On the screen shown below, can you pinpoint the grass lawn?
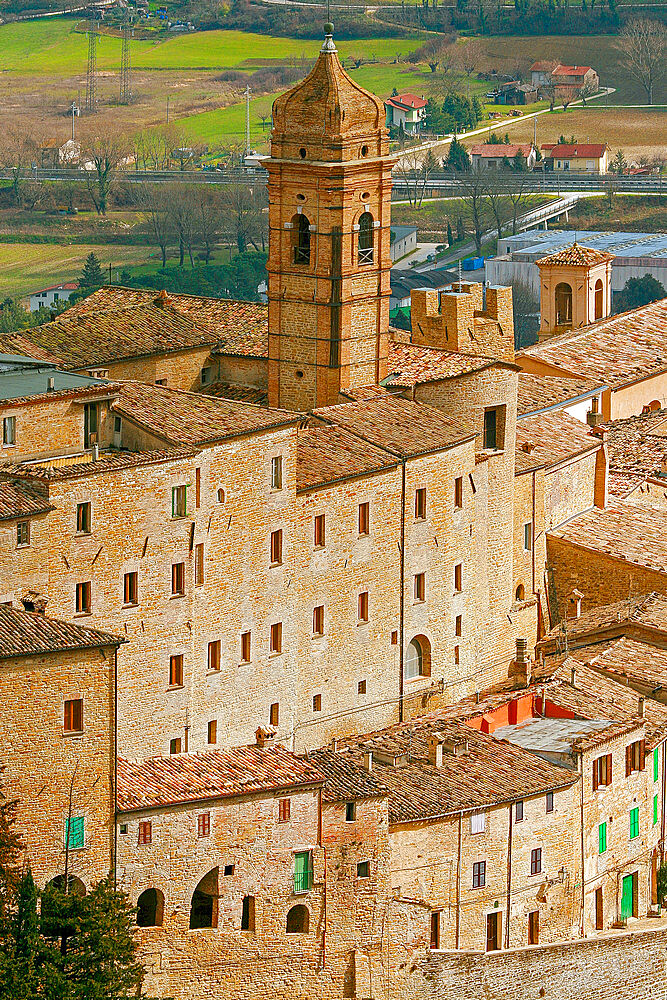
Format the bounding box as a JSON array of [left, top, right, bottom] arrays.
[[391, 194, 556, 238], [0, 242, 157, 299], [559, 194, 667, 233]]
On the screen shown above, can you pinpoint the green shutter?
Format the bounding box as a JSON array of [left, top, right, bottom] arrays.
[[654, 794, 658, 826], [630, 807, 639, 839], [598, 821, 607, 854], [172, 486, 177, 517], [66, 815, 84, 849], [294, 851, 312, 893], [654, 748, 659, 783], [621, 874, 634, 920]]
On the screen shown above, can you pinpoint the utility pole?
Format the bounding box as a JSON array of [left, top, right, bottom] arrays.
[[85, 15, 99, 113], [70, 100, 78, 140], [166, 95, 170, 123], [245, 84, 251, 156], [120, 11, 132, 105]]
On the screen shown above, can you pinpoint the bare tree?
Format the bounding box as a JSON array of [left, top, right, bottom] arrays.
[[135, 183, 173, 268], [619, 18, 666, 105], [1, 130, 40, 207], [457, 38, 483, 78], [220, 183, 267, 254], [194, 187, 224, 264], [505, 171, 533, 235], [82, 132, 130, 215], [394, 148, 439, 209], [577, 78, 598, 106], [168, 186, 199, 266], [485, 173, 510, 244], [454, 170, 490, 255], [509, 279, 540, 349]]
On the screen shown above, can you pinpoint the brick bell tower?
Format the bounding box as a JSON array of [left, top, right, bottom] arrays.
[[265, 24, 395, 410]]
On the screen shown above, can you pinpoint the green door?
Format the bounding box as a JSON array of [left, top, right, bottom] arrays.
[[621, 874, 634, 919], [294, 851, 312, 893]]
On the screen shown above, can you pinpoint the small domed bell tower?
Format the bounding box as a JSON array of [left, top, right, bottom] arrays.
[[536, 242, 613, 342], [265, 25, 396, 410]]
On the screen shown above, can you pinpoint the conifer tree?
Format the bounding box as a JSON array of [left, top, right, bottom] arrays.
[[80, 252, 105, 289]]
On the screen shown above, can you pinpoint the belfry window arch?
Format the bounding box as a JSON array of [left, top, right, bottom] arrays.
[[594, 278, 604, 320], [358, 210, 374, 265], [292, 213, 311, 266], [555, 282, 572, 326]]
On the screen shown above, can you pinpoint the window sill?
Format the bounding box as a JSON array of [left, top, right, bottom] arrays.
[[269, 562, 283, 569], [312, 633, 324, 639], [404, 673, 430, 684], [171, 515, 187, 521], [16, 544, 30, 550], [269, 651, 282, 658], [206, 668, 221, 675], [413, 599, 425, 606], [313, 546, 326, 552], [74, 531, 91, 538], [73, 611, 92, 618], [63, 730, 84, 737], [122, 602, 138, 610], [357, 620, 369, 627], [358, 533, 370, 539], [414, 517, 426, 524], [239, 660, 251, 667], [167, 684, 184, 691], [170, 593, 185, 600]]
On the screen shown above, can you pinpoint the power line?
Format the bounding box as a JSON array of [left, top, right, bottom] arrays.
[[120, 13, 132, 105], [85, 14, 99, 114]]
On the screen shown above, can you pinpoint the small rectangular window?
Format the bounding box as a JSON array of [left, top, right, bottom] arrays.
[[471, 810, 486, 834], [16, 521, 30, 547], [454, 476, 463, 509], [270, 622, 282, 654], [270, 529, 283, 565], [75, 581, 91, 614], [314, 514, 325, 548], [357, 861, 370, 879], [270, 702, 279, 726], [241, 631, 251, 662], [3, 416, 16, 445], [599, 821, 607, 854], [119, 823, 128, 835], [358, 679, 366, 695], [626, 740, 646, 775], [312, 693, 322, 712], [358, 591, 369, 623], [593, 753, 612, 789], [430, 911, 441, 950], [207, 719, 217, 744], [201, 366, 212, 385], [654, 747, 659, 783], [224, 864, 235, 876], [65, 815, 84, 850], [484, 407, 498, 450], [195, 467, 201, 508], [415, 488, 426, 520], [123, 571, 138, 606], [546, 791, 554, 813], [76, 502, 91, 534], [172, 485, 187, 518], [208, 640, 221, 672], [454, 563, 463, 593], [170, 737, 182, 754], [294, 851, 313, 893], [530, 848, 542, 875], [138, 820, 152, 845], [358, 502, 370, 536], [345, 801, 356, 822], [198, 812, 211, 838], [313, 605, 324, 636], [271, 456, 283, 490], [171, 562, 185, 596], [169, 654, 183, 688], [414, 572, 425, 602], [630, 806, 639, 840], [524, 522, 533, 552], [194, 543, 205, 586], [455, 614, 462, 637], [278, 798, 291, 823], [64, 698, 83, 733], [454, 644, 460, 665], [472, 860, 486, 888], [516, 800, 524, 822], [654, 793, 659, 826]]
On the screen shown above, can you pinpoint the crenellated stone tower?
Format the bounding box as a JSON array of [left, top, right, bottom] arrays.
[[265, 25, 396, 410]]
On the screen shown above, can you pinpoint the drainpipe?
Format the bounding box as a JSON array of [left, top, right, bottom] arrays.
[[455, 812, 462, 949], [531, 470, 537, 596], [579, 753, 585, 936], [398, 458, 406, 722], [113, 646, 118, 890], [322, 844, 327, 968], [505, 802, 513, 948]]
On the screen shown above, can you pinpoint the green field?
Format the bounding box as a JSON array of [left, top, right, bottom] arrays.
[[0, 242, 157, 299]]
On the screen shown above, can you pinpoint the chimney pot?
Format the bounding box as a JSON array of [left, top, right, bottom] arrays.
[[570, 666, 577, 686], [363, 750, 373, 772], [515, 637, 528, 663], [639, 696, 645, 717], [92, 443, 99, 461], [47, 376, 55, 391]]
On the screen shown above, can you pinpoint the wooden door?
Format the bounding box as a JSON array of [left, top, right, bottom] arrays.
[[595, 887, 603, 930], [528, 910, 539, 945], [486, 912, 500, 952]]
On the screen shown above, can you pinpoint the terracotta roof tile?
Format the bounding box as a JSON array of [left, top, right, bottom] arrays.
[[517, 298, 667, 389], [515, 410, 599, 470], [536, 242, 614, 267], [470, 144, 533, 158], [117, 744, 324, 813], [517, 373, 605, 416], [114, 381, 297, 447], [0, 605, 122, 659], [544, 143, 606, 157], [548, 497, 667, 573], [1, 447, 197, 482], [384, 342, 500, 388], [0, 479, 52, 521], [0, 334, 62, 364], [201, 380, 268, 406], [297, 419, 397, 492], [604, 407, 667, 482], [314, 395, 475, 459], [541, 592, 667, 649], [305, 748, 389, 802]]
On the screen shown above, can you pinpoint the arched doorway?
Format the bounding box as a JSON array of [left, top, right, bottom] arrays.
[[515, 583, 526, 602], [555, 282, 572, 326], [137, 888, 164, 927], [405, 635, 432, 679], [189, 868, 219, 929], [594, 278, 604, 319], [286, 904, 310, 933]]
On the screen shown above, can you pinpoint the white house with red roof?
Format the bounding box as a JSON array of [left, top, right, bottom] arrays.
[[469, 142, 536, 170], [541, 142, 609, 173], [384, 92, 427, 133], [27, 281, 79, 313]]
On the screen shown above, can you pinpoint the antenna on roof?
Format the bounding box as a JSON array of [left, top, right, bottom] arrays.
[[458, 257, 462, 292]]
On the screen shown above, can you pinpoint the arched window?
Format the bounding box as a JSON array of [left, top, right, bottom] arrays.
[[137, 888, 164, 927], [555, 282, 572, 326], [358, 212, 374, 265], [405, 635, 431, 680], [286, 904, 310, 933], [241, 895, 255, 932], [515, 583, 526, 602], [292, 214, 310, 265], [189, 868, 219, 929], [594, 278, 604, 320]]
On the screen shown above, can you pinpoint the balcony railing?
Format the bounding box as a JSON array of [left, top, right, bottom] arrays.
[[294, 869, 314, 894], [358, 246, 374, 265]]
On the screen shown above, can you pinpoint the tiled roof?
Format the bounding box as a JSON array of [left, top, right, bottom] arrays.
[[117, 744, 324, 813], [0, 605, 122, 659], [297, 419, 398, 492], [536, 243, 614, 267], [314, 395, 475, 459], [386, 93, 427, 110], [608, 470, 645, 499], [545, 143, 606, 157], [553, 66, 593, 77], [0, 333, 62, 364], [469, 144, 533, 158], [384, 342, 500, 388], [68, 286, 269, 359], [517, 373, 605, 416], [0, 479, 51, 521], [573, 636, 667, 698], [1, 448, 197, 482], [515, 410, 599, 470], [201, 380, 268, 406], [332, 717, 577, 822], [305, 748, 389, 802], [604, 407, 667, 482], [548, 497, 667, 573], [541, 592, 667, 649], [517, 298, 667, 389], [114, 381, 297, 447], [530, 60, 558, 72]]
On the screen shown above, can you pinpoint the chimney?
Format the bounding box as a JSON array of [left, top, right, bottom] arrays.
[[255, 725, 277, 748], [428, 733, 445, 769], [92, 443, 99, 462], [570, 666, 577, 686], [638, 696, 645, 718], [154, 289, 170, 308], [363, 750, 373, 772], [47, 376, 55, 392], [569, 589, 583, 619], [331, 738, 338, 752], [510, 637, 531, 685], [521, 441, 536, 454], [586, 394, 602, 427]]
